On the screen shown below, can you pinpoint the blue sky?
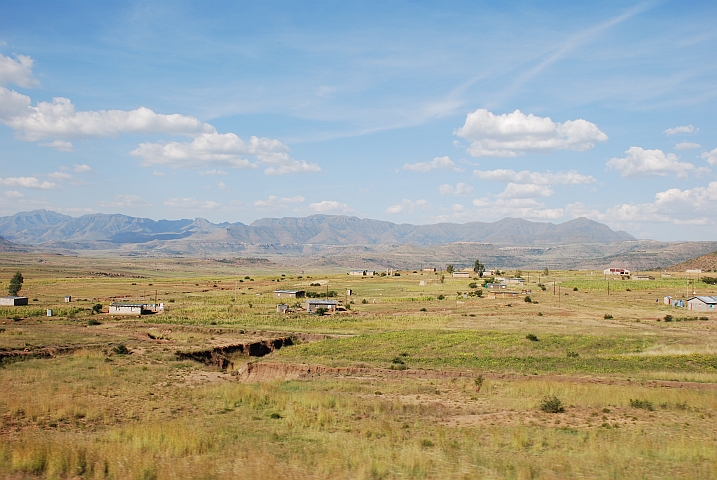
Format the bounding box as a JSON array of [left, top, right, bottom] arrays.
[[1, 1, 717, 240]]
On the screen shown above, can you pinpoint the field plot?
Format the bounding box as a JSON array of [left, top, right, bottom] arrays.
[[1, 253, 716, 479]]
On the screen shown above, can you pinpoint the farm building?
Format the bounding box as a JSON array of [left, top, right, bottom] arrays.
[[109, 303, 150, 315], [687, 296, 717, 311], [486, 283, 508, 291], [276, 304, 289, 313], [273, 290, 305, 299], [452, 272, 470, 278], [0, 296, 28, 306], [305, 299, 338, 313], [503, 278, 524, 285], [604, 268, 630, 276], [423, 267, 436, 272], [633, 275, 654, 281], [349, 270, 375, 276]]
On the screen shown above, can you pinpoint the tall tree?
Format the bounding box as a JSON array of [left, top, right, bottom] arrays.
[[473, 259, 485, 277], [446, 264, 454, 274], [8, 271, 23, 296]]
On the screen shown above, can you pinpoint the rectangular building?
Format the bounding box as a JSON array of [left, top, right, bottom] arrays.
[[687, 296, 717, 311], [452, 271, 471, 278], [273, 290, 305, 299], [349, 270, 375, 276], [305, 299, 339, 313], [109, 303, 150, 315], [0, 296, 28, 306]]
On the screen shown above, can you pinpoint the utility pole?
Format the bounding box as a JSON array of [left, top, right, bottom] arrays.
[[234, 280, 237, 302]]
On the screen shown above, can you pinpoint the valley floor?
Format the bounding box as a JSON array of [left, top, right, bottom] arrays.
[[1, 253, 716, 479]]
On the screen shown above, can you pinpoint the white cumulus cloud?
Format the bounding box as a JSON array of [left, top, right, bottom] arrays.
[[131, 132, 320, 175], [474, 169, 596, 186], [4, 97, 215, 144], [498, 183, 554, 199], [403, 156, 461, 172], [0, 176, 58, 189], [606, 147, 702, 178], [309, 200, 352, 214], [3, 190, 23, 198], [0, 54, 39, 88], [164, 198, 220, 210], [73, 164, 93, 173], [254, 195, 306, 209], [386, 199, 430, 214], [439, 182, 474, 196], [454, 109, 607, 157], [664, 125, 697, 136], [701, 148, 717, 166], [674, 142, 701, 150]]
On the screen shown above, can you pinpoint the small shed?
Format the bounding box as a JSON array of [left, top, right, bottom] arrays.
[[663, 296, 672, 305], [64, 295, 72, 303], [486, 283, 507, 291], [273, 290, 305, 299], [687, 296, 717, 311], [109, 303, 149, 315], [277, 304, 289, 314], [423, 267, 436, 272], [349, 270, 375, 277], [305, 299, 338, 313], [0, 296, 28, 306]]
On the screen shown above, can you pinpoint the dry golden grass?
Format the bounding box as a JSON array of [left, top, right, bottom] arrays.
[[1, 254, 716, 478]]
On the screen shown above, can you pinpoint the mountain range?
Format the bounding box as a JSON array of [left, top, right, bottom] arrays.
[[0, 210, 634, 248]]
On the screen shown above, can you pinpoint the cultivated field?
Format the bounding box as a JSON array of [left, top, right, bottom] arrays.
[[1, 253, 716, 479]]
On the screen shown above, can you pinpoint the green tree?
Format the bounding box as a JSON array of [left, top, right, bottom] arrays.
[[8, 271, 23, 296], [446, 264, 454, 274], [473, 259, 485, 276]]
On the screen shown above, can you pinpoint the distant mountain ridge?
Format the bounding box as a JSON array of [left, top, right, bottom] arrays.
[[0, 210, 634, 248]]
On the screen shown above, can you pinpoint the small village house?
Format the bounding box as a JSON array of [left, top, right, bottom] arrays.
[[349, 270, 375, 277], [0, 296, 28, 306], [277, 304, 289, 314], [273, 289, 305, 299], [305, 299, 338, 313], [64, 295, 72, 302], [452, 271, 471, 278], [603, 268, 630, 276], [109, 303, 150, 315], [687, 296, 717, 311]]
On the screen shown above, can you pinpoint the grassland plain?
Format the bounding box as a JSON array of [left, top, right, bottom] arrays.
[[1, 253, 716, 479]]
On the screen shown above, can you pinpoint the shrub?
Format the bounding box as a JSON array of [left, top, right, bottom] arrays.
[[362, 299, 368, 304], [310, 282, 321, 287], [526, 333, 539, 342], [8, 271, 23, 296], [524, 296, 532, 303], [604, 314, 613, 319], [566, 351, 579, 358], [537, 312, 543, 316], [269, 413, 282, 419], [573, 287, 578, 291], [92, 303, 103, 314], [664, 315, 673, 322], [540, 396, 565, 413], [314, 307, 328, 316], [468, 282, 477, 289], [629, 399, 654, 411], [420, 307, 427, 312], [437, 294, 445, 300], [539, 284, 547, 291], [87, 319, 101, 326], [474, 374, 484, 392], [113, 344, 130, 355]]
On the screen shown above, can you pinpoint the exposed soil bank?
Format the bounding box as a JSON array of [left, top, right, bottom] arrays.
[[176, 337, 294, 369]]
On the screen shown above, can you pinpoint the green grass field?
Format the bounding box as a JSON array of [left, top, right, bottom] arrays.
[[1, 253, 716, 479]]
